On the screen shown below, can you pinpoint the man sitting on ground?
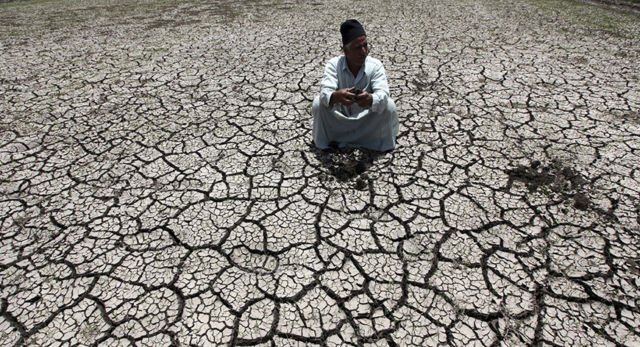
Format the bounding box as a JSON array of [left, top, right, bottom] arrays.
[[312, 19, 399, 152]]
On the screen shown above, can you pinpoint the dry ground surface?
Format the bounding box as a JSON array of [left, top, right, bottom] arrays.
[[1, 0, 639, 346]]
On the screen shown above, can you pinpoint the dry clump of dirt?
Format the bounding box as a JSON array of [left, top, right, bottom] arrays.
[[506, 159, 591, 210], [317, 146, 379, 189]]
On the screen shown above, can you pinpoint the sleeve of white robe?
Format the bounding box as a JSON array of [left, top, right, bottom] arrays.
[[319, 59, 339, 108], [369, 61, 389, 114]]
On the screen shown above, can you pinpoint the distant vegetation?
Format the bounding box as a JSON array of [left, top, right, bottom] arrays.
[[530, 0, 640, 38]]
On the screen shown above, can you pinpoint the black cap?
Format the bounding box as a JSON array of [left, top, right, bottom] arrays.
[[340, 19, 366, 46]]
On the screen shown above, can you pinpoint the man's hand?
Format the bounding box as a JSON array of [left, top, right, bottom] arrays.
[[330, 87, 373, 108], [354, 90, 373, 108], [330, 88, 356, 106]]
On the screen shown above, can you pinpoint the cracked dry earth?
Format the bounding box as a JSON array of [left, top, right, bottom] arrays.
[[1, 0, 639, 346]]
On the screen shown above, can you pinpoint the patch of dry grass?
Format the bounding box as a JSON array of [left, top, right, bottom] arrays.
[[528, 0, 640, 38]]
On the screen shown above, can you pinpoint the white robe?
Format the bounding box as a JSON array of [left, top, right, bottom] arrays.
[[312, 55, 399, 152]]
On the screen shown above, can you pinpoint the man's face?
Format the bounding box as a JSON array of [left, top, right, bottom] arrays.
[[344, 35, 368, 67]]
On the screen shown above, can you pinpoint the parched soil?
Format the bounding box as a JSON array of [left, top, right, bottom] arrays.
[[0, 0, 639, 346]]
